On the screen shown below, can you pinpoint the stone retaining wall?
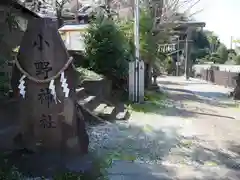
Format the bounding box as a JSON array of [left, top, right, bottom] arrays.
[[81, 79, 112, 99]]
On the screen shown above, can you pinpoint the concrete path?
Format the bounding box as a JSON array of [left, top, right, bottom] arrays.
[[88, 76, 240, 180]]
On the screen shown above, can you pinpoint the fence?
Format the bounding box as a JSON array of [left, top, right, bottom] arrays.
[[193, 64, 240, 74], [200, 69, 238, 88]]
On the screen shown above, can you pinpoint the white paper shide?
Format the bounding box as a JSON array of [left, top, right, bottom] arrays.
[[18, 75, 26, 98], [49, 79, 57, 103], [18, 71, 69, 102], [60, 72, 69, 98]]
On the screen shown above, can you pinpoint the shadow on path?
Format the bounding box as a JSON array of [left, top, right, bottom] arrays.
[[165, 135, 240, 179], [156, 106, 235, 120], [130, 92, 236, 120], [157, 79, 208, 86], [89, 122, 180, 179]]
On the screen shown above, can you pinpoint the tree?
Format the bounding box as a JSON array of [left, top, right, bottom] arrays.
[[227, 49, 236, 55], [22, 0, 71, 27], [54, 0, 71, 27], [84, 16, 131, 89], [216, 44, 228, 64], [191, 29, 210, 62], [139, 9, 170, 87], [192, 30, 210, 49], [196, 31, 231, 64], [227, 49, 237, 62], [210, 53, 221, 63], [107, 0, 203, 87], [120, 7, 172, 88], [0, 9, 20, 96], [119, 0, 203, 87], [205, 31, 221, 53], [234, 55, 240, 65]]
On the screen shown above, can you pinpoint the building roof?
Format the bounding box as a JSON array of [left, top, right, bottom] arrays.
[[59, 24, 89, 31], [1, 0, 40, 18]]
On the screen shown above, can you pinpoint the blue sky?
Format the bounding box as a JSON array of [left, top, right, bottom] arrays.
[[189, 0, 239, 48]]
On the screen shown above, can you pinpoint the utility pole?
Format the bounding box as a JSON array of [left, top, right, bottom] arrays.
[[134, 0, 140, 64], [76, 0, 79, 16], [129, 0, 144, 103], [133, 0, 141, 102], [177, 36, 180, 76], [185, 35, 188, 79]]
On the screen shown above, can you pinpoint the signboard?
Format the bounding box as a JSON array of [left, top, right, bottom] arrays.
[[158, 43, 176, 53], [233, 39, 240, 43], [176, 62, 181, 66]]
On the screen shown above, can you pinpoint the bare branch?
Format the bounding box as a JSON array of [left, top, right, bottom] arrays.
[[182, 0, 201, 13], [187, 8, 203, 18]]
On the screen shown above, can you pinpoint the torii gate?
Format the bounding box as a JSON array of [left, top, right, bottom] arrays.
[[155, 21, 206, 79]]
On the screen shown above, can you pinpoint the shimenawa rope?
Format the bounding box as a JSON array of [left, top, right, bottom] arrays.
[[14, 56, 74, 83]]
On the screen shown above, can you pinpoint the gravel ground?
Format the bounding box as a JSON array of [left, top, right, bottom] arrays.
[[88, 76, 240, 180]]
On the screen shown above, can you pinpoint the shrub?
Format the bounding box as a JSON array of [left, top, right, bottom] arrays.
[[235, 55, 240, 65], [84, 16, 131, 89]]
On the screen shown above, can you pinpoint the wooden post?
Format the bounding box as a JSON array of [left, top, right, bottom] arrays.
[[13, 18, 89, 155]]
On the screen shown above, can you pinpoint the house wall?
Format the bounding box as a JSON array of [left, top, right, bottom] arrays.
[[59, 25, 88, 51]]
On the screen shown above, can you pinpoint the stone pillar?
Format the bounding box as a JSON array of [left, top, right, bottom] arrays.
[[13, 18, 89, 155]]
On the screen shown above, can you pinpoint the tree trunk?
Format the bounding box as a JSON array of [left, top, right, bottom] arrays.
[[57, 11, 63, 28], [153, 68, 157, 85], [144, 63, 148, 88], [144, 62, 152, 89]]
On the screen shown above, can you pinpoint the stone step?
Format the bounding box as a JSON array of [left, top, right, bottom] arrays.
[[93, 103, 107, 114], [116, 109, 129, 120], [78, 104, 105, 125], [103, 106, 116, 115], [77, 94, 108, 123], [75, 87, 86, 98], [76, 91, 129, 122], [98, 105, 116, 120], [77, 95, 98, 110], [110, 103, 130, 121]]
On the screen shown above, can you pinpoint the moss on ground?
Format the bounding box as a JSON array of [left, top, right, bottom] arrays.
[[76, 67, 104, 82], [127, 90, 167, 113]]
